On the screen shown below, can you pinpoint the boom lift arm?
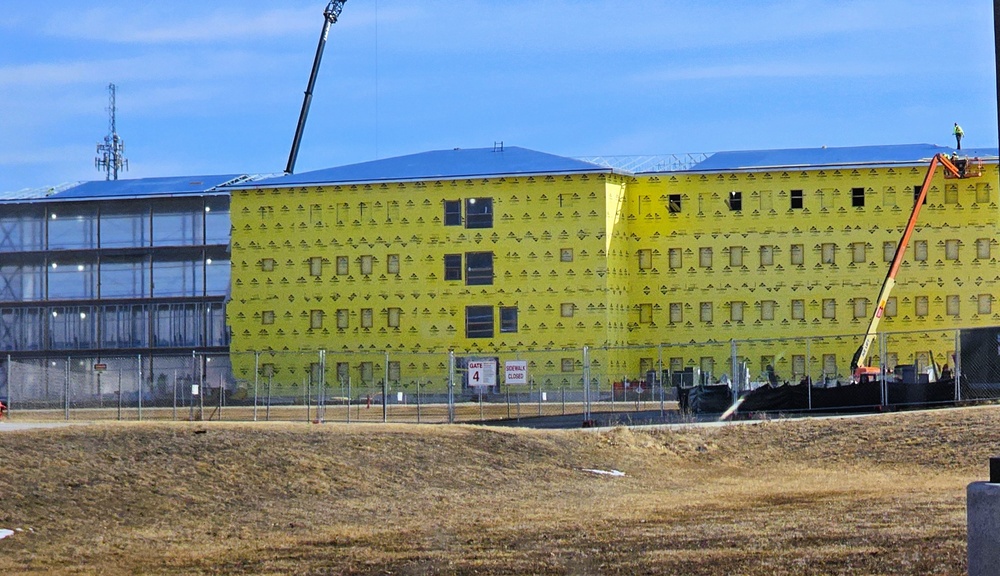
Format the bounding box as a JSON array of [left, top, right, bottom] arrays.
[[285, 1, 347, 175], [850, 153, 978, 379]]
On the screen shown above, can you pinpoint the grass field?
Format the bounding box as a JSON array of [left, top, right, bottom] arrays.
[[1, 406, 997, 574]]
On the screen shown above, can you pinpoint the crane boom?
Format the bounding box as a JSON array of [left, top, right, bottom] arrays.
[[285, 1, 346, 175], [850, 153, 976, 377]]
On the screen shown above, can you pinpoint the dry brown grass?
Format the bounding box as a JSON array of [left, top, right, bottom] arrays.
[[1, 406, 998, 574]]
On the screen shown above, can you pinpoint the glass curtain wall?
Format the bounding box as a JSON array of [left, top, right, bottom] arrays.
[[0, 195, 231, 353]]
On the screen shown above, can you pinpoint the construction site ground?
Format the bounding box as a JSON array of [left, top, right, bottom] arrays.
[[0, 405, 996, 574]]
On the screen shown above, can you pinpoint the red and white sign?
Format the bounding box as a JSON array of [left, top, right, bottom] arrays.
[[468, 360, 497, 387], [504, 361, 528, 385]]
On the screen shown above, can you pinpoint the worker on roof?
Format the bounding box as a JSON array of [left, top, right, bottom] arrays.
[[954, 123, 964, 150]]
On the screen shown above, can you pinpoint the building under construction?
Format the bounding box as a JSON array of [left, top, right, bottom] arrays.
[[2, 142, 997, 411]]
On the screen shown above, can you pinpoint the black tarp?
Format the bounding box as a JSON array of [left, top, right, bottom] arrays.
[[687, 378, 957, 415]]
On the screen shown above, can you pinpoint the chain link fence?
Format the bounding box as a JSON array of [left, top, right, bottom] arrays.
[[3, 325, 1000, 423]]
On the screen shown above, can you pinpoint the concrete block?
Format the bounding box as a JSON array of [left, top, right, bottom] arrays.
[[967, 481, 1000, 576]]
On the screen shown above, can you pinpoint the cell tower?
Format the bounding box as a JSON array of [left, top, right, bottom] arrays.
[[95, 83, 128, 180]]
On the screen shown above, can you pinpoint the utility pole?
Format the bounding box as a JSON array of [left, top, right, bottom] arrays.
[[285, 1, 346, 175], [95, 83, 128, 180]]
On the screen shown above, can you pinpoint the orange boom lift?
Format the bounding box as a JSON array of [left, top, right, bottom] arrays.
[[850, 153, 983, 383]]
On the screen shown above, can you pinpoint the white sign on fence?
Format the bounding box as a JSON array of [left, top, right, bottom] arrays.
[[504, 360, 528, 385], [468, 360, 497, 387]]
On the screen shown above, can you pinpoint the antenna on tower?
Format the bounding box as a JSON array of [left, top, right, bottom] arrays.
[[95, 83, 128, 180]]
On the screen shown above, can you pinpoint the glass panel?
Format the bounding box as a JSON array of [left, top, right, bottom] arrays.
[[48, 261, 97, 300], [100, 205, 150, 248], [1, 307, 44, 350], [205, 258, 229, 297], [206, 303, 227, 347], [154, 303, 200, 347], [0, 264, 45, 301], [465, 198, 493, 229], [100, 257, 149, 299], [466, 252, 493, 286], [204, 197, 230, 245], [0, 205, 45, 251], [153, 258, 203, 297], [152, 200, 203, 246], [444, 200, 462, 226], [48, 306, 97, 350], [100, 304, 148, 348], [500, 306, 518, 333], [48, 206, 98, 250], [466, 305, 494, 338]]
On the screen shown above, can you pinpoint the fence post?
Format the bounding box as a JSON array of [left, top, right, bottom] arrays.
[[218, 372, 224, 421], [657, 343, 664, 416], [318, 349, 326, 423], [955, 329, 962, 402], [173, 370, 178, 421], [266, 373, 272, 422], [383, 352, 389, 424], [198, 353, 205, 421], [137, 354, 143, 421], [190, 351, 196, 421], [64, 356, 70, 421], [5, 354, 11, 420], [879, 332, 888, 407], [253, 351, 260, 422], [730, 340, 738, 405], [117, 368, 123, 421], [806, 338, 812, 411], [448, 351, 455, 424], [582, 346, 591, 422], [305, 376, 310, 423]]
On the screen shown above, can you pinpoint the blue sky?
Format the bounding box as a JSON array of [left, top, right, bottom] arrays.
[[1, 0, 997, 192]]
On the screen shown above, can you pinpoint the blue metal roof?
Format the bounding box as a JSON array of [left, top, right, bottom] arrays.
[[687, 144, 1000, 172], [247, 146, 612, 187], [40, 174, 246, 202]]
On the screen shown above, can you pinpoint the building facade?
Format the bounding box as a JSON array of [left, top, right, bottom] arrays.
[[629, 144, 1000, 383], [226, 144, 999, 393], [226, 147, 633, 392], [0, 176, 240, 400]]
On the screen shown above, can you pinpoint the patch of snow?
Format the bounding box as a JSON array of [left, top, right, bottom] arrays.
[[0, 529, 14, 540], [581, 468, 626, 477]]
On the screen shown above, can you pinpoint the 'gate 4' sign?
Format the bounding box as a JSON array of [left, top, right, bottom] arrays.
[[468, 360, 497, 387]]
